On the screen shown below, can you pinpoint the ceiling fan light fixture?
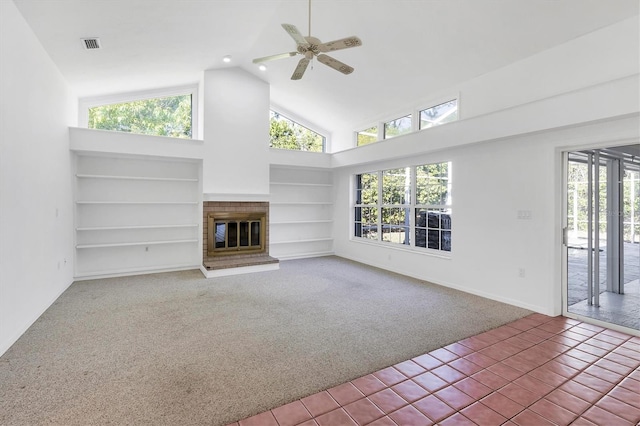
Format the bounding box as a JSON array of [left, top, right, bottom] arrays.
[[251, 0, 362, 80], [223, 55, 232, 63]]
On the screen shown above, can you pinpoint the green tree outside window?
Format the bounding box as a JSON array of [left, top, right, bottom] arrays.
[[88, 94, 192, 139]]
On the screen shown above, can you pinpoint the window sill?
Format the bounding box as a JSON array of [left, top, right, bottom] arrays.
[[349, 237, 452, 260]]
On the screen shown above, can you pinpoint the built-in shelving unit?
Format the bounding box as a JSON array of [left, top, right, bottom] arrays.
[[269, 166, 334, 260], [74, 154, 201, 278]]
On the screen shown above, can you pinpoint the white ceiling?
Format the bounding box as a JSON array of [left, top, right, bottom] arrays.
[[13, 0, 639, 134]]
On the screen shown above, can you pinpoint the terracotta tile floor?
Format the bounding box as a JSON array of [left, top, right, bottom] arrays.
[[230, 314, 640, 426]]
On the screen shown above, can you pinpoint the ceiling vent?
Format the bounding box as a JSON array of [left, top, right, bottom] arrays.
[[81, 38, 101, 50]]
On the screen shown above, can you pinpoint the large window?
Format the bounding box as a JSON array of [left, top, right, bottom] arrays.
[[270, 110, 325, 152], [80, 86, 198, 139], [354, 161, 452, 252], [88, 94, 192, 139]]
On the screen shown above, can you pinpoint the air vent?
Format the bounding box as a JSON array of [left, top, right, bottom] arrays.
[[81, 38, 101, 50]]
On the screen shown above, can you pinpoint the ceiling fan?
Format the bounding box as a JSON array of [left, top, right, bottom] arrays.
[[252, 0, 362, 80]]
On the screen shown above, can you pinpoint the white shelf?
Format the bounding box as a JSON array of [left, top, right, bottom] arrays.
[[76, 174, 197, 182], [76, 239, 198, 249], [275, 251, 335, 260], [75, 263, 200, 280], [271, 238, 333, 245], [74, 154, 201, 277], [76, 201, 198, 205], [271, 201, 333, 206], [270, 182, 332, 187], [77, 224, 198, 231], [270, 166, 333, 260], [270, 220, 333, 225]]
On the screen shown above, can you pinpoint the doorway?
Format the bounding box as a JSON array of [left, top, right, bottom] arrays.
[[563, 144, 639, 331]]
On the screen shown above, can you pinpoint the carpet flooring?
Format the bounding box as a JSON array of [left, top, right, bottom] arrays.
[[0, 256, 531, 425]]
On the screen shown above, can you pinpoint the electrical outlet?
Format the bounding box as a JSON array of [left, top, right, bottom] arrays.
[[517, 210, 532, 220], [518, 268, 526, 278]]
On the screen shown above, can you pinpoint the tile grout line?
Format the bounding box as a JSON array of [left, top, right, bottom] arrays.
[[233, 315, 640, 426]]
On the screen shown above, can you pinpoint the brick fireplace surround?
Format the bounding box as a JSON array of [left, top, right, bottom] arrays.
[[201, 201, 279, 277]]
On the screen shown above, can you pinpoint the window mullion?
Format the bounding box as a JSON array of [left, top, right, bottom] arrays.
[[377, 171, 383, 241]]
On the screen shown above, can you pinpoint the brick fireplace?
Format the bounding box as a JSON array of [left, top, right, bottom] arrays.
[[201, 201, 279, 277]]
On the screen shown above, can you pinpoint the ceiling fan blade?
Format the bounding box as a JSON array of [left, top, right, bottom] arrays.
[[291, 58, 310, 80], [282, 23, 309, 46], [317, 54, 354, 75], [318, 36, 362, 52], [252, 52, 298, 64]]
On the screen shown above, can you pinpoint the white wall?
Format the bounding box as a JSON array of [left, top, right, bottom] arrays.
[[331, 16, 639, 316], [0, 1, 77, 355], [331, 16, 639, 152], [202, 68, 270, 198], [333, 115, 639, 316]]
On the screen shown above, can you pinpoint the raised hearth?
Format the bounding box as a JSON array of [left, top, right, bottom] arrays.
[[201, 201, 279, 277]]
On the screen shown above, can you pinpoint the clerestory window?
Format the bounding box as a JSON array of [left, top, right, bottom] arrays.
[[270, 110, 325, 152]]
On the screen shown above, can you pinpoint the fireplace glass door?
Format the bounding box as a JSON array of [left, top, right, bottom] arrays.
[[208, 213, 265, 256]]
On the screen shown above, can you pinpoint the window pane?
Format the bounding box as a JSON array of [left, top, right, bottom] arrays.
[[88, 94, 192, 138], [427, 229, 440, 249], [416, 162, 451, 206], [415, 208, 451, 250], [357, 126, 378, 146], [357, 173, 378, 205], [441, 230, 452, 251], [270, 110, 325, 152], [382, 207, 409, 245], [355, 207, 378, 240], [420, 99, 458, 129], [382, 168, 410, 205], [384, 115, 412, 139]]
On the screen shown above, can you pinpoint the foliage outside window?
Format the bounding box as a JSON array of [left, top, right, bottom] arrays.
[[357, 126, 378, 146], [270, 110, 325, 152], [384, 115, 412, 139], [381, 168, 411, 244], [88, 94, 192, 138], [415, 162, 452, 251], [354, 161, 452, 252], [419, 99, 459, 130], [354, 173, 378, 240], [568, 161, 639, 243]]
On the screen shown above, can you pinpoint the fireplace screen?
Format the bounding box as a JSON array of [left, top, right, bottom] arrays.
[[208, 212, 265, 256]]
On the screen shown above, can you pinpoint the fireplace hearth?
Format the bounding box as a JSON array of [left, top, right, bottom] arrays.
[[201, 201, 278, 277]]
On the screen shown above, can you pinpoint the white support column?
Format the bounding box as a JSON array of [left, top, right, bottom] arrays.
[[587, 152, 593, 306]]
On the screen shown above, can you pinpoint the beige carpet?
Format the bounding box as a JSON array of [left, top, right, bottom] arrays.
[[0, 256, 531, 425]]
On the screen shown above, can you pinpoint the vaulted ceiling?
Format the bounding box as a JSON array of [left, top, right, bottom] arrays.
[[13, 0, 639, 134]]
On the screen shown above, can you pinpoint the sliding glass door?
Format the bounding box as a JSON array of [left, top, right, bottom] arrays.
[[563, 145, 639, 331]]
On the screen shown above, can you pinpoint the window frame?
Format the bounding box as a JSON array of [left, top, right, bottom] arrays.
[[356, 125, 379, 147], [353, 161, 452, 255], [419, 99, 459, 130], [79, 85, 200, 139], [269, 105, 329, 153], [353, 94, 460, 147], [383, 114, 413, 140]]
